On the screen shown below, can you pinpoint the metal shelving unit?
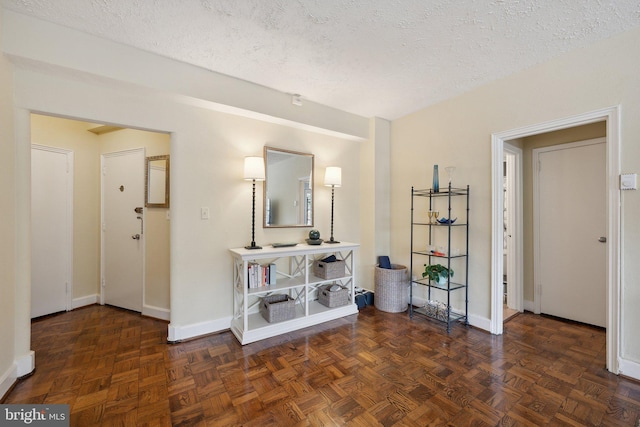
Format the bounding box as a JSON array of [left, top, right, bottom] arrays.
[[409, 184, 469, 332]]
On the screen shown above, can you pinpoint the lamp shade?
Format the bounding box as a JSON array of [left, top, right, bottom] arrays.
[[324, 166, 342, 187], [243, 156, 265, 181]]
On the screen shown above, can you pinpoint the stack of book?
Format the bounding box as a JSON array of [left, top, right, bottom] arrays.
[[248, 262, 277, 288]]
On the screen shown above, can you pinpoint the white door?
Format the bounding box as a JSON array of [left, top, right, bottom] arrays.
[[102, 149, 144, 312], [535, 139, 606, 327], [31, 146, 73, 318]]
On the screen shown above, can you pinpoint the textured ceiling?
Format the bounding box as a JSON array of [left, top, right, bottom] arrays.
[[2, 0, 640, 119]]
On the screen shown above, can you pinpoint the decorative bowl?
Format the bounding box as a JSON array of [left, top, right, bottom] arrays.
[[306, 238, 323, 245], [437, 217, 457, 224]]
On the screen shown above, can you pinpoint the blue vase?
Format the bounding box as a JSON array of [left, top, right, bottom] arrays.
[[433, 165, 439, 192]]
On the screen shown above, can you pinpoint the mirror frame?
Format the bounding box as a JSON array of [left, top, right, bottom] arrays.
[[145, 155, 170, 208], [263, 146, 314, 228]]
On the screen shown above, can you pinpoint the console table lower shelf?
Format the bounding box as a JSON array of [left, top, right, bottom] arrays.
[[231, 302, 358, 345]]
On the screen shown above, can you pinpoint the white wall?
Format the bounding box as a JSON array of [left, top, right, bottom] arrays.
[[391, 27, 640, 373], [0, 6, 18, 398]]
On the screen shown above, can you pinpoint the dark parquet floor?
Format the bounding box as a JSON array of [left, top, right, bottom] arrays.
[[3, 304, 640, 426]]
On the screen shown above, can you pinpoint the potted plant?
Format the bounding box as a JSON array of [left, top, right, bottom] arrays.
[[422, 263, 454, 285]]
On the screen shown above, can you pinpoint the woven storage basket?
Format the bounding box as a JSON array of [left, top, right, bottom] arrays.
[[374, 264, 408, 313], [424, 300, 448, 321], [313, 260, 345, 279], [260, 294, 295, 323], [318, 284, 349, 308]]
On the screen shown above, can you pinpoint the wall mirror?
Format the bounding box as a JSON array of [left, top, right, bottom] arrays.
[[145, 155, 170, 208], [264, 146, 313, 228]]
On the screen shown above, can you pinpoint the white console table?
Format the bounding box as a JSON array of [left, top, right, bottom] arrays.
[[230, 242, 359, 345]]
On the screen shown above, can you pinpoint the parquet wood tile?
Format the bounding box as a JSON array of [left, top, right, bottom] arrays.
[[3, 305, 640, 426]]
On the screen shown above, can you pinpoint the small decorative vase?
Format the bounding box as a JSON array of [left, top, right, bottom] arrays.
[[432, 165, 439, 193]]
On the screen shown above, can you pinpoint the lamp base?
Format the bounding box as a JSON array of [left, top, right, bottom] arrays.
[[325, 238, 340, 244], [245, 244, 262, 250]]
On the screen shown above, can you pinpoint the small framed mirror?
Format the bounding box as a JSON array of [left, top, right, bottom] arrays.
[[145, 155, 170, 208], [264, 147, 313, 228]]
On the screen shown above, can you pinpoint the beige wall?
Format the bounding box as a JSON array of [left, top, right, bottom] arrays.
[[0, 6, 17, 396], [392, 28, 640, 363], [519, 122, 606, 302], [30, 116, 172, 311]]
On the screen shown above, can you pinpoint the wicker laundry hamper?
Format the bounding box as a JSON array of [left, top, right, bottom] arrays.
[[374, 264, 408, 313]]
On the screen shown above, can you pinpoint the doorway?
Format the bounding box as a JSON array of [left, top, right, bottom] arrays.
[[491, 106, 621, 374], [503, 142, 523, 322], [29, 114, 171, 319]]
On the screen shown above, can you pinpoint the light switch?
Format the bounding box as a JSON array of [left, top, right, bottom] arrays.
[[201, 207, 210, 220], [621, 173, 637, 190]]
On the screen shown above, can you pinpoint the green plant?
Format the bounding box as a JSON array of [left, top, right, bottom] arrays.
[[422, 264, 454, 283]]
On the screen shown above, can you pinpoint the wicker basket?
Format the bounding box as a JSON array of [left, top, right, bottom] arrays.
[[313, 260, 346, 279], [260, 294, 295, 323], [424, 300, 448, 321], [374, 264, 408, 313], [318, 284, 349, 308]]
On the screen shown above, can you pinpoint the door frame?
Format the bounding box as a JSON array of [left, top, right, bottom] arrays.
[[532, 138, 606, 316], [100, 148, 146, 309], [503, 142, 523, 313], [491, 106, 620, 374], [31, 144, 74, 313]]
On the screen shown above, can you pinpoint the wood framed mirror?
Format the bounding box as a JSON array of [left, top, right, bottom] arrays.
[[263, 146, 313, 228], [145, 155, 170, 208]]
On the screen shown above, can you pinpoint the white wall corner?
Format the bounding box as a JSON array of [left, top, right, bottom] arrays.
[[15, 350, 35, 378], [143, 305, 170, 321], [167, 317, 232, 343]]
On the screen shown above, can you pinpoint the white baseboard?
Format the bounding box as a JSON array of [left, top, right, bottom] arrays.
[[15, 350, 35, 377], [0, 363, 17, 400], [72, 294, 98, 309], [410, 295, 490, 333], [143, 304, 170, 321], [524, 299, 535, 312], [618, 357, 640, 381], [167, 316, 232, 342]]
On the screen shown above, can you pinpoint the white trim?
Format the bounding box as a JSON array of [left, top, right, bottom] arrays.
[[532, 137, 606, 316], [167, 317, 233, 343], [491, 106, 621, 374], [523, 299, 535, 312], [31, 144, 74, 313], [504, 143, 524, 313], [142, 304, 170, 321], [0, 364, 17, 400], [618, 358, 640, 381], [491, 137, 504, 335], [72, 294, 99, 309], [15, 351, 35, 377]]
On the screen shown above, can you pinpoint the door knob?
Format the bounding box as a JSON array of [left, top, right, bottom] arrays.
[[598, 236, 607, 243], [132, 234, 141, 240]]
